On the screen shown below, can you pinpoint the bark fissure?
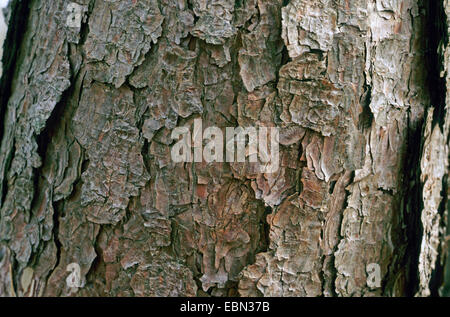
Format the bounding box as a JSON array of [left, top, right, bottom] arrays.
[[425, 0, 448, 129], [0, 0, 32, 206], [415, 0, 449, 297]]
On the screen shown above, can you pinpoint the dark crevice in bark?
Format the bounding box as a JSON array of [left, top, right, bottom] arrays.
[[34, 6, 88, 206], [51, 200, 64, 274], [84, 225, 105, 294], [325, 256, 338, 297], [0, 0, 31, 205], [359, 84, 373, 131], [259, 206, 272, 254], [424, 0, 448, 129], [80, 158, 90, 176], [33, 78, 77, 268], [0, 247, 5, 263], [129, 85, 152, 177], [421, 0, 448, 296], [186, 0, 198, 24], [187, 35, 197, 52], [234, 0, 244, 10], [280, 44, 291, 67], [79, 0, 95, 48], [1, 140, 14, 205], [9, 253, 18, 295], [328, 180, 337, 195], [35, 89, 72, 172], [272, 44, 292, 93], [403, 118, 424, 297], [32, 33, 89, 291], [377, 188, 394, 196], [141, 139, 151, 176], [31, 84, 77, 290], [0, 0, 31, 139]]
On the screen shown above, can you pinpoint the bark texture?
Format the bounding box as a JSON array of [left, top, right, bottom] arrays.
[[0, 0, 448, 297], [0, 8, 6, 76]]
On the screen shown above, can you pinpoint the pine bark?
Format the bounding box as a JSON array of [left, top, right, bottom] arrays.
[[0, 0, 448, 297]]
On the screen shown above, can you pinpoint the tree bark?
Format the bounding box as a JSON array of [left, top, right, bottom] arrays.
[[0, 0, 448, 297]]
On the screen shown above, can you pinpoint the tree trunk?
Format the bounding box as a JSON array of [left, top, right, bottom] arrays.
[[0, 0, 448, 297]]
